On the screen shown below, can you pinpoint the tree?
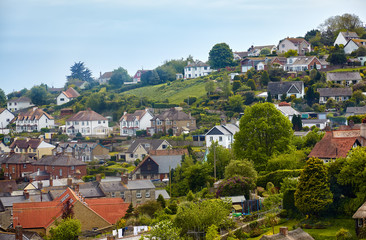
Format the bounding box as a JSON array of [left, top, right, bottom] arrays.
[[216, 176, 256, 199], [228, 95, 243, 112], [259, 48, 271, 56], [247, 79, 256, 91], [291, 115, 302, 131], [221, 74, 231, 97], [233, 103, 293, 170], [305, 29, 321, 41], [208, 43, 234, 69], [205, 80, 215, 95], [67, 61, 93, 82], [294, 157, 333, 217], [265, 213, 279, 235], [224, 159, 257, 180], [327, 49, 347, 65], [124, 203, 135, 219], [156, 65, 176, 82], [319, 13, 365, 37], [284, 49, 298, 58], [205, 224, 220, 240], [260, 71, 270, 86], [29, 85, 48, 106], [206, 142, 233, 180], [48, 218, 81, 240], [352, 90, 365, 104], [146, 220, 183, 240], [232, 80, 241, 92], [136, 200, 161, 217], [141, 70, 161, 85], [304, 86, 319, 106], [0, 88, 6, 107], [109, 67, 131, 87], [266, 92, 272, 103]]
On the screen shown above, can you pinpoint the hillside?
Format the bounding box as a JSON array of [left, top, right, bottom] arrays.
[[121, 78, 207, 104]]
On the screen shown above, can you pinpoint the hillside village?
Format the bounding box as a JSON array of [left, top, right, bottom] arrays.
[[2, 13, 366, 240]]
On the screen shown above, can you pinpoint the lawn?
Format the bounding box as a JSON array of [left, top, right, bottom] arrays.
[[329, 66, 366, 72], [248, 218, 357, 240], [121, 78, 207, 104]]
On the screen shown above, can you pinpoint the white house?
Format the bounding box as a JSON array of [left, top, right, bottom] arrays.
[[275, 103, 300, 121], [15, 107, 54, 132], [184, 61, 212, 79], [344, 39, 366, 54], [98, 71, 113, 84], [56, 87, 80, 105], [267, 81, 304, 100], [302, 119, 330, 130], [0, 108, 14, 129], [358, 56, 366, 66], [285, 56, 324, 72], [318, 88, 352, 104], [66, 110, 109, 136], [7, 97, 33, 112], [205, 123, 239, 149], [278, 38, 311, 55], [248, 45, 277, 56], [334, 31, 359, 46], [120, 109, 154, 136]]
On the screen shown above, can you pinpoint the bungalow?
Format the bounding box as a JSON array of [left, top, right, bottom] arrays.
[[65, 110, 109, 137], [124, 139, 171, 162], [0, 108, 14, 129], [7, 97, 33, 112], [334, 31, 359, 46], [278, 38, 311, 55], [275, 102, 299, 121], [15, 107, 54, 132], [267, 81, 304, 100], [318, 88, 352, 104], [56, 87, 80, 105], [240, 58, 266, 72], [120, 109, 154, 136], [346, 106, 366, 117], [285, 56, 325, 71], [344, 39, 366, 54], [184, 61, 212, 79], [205, 123, 239, 149], [247, 45, 276, 56], [326, 72, 362, 86]]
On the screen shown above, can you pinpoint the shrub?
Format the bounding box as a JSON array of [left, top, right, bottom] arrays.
[[336, 228, 352, 240], [216, 176, 256, 199], [257, 169, 302, 188]]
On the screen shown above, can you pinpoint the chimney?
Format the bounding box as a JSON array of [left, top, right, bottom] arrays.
[[121, 174, 128, 185], [67, 178, 72, 187], [279, 227, 288, 236], [96, 174, 102, 183], [74, 183, 80, 193], [23, 190, 29, 200], [15, 225, 23, 240], [38, 181, 43, 190], [49, 177, 53, 187], [361, 119, 366, 139]]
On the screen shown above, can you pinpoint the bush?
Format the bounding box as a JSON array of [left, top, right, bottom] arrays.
[[216, 176, 256, 199], [336, 228, 352, 240], [257, 169, 302, 188]]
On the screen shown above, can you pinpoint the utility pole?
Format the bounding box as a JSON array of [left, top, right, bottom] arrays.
[[169, 165, 172, 196], [214, 144, 216, 181]]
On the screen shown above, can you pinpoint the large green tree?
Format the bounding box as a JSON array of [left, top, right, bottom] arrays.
[[28, 85, 48, 106], [319, 13, 365, 37], [206, 142, 233, 180], [208, 43, 234, 69], [141, 70, 161, 85], [67, 61, 93, 82], [294, 157, 333, 217], [48, 218, 81, 240], [0, 88, 7, 107], [224, 159, 257, 180], [109, 67, 131, 87], [233, 103, 293, 170]]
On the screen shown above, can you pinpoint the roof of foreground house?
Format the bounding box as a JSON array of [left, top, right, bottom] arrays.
[[317, 88, 352, 97], [62, 87, 80, 98], [326, 72, 362, 81], [67, 110, 107, 121], [267, 81, 303, 96], [33, 155, 86, 166], [15, 108, 53, 121]]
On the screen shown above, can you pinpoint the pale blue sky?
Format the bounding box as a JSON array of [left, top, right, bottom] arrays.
[[0, 0, 365, 94]]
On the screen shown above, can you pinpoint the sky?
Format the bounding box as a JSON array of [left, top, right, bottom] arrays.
[[0, 0, 365, 94]]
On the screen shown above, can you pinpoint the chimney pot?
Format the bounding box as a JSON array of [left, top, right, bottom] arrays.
[[38, 181, 43, 190], [23, 190, 29, 200], [15, 225, 23, 240], [96, 174, 102, 183], [49, 177, 53, 187], [279, 227, 288, 236], [121, 174, 128, 185]]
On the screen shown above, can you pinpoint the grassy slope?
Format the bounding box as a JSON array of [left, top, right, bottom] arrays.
[[121, 78, 207, 104], [329, 66, 366, 72]]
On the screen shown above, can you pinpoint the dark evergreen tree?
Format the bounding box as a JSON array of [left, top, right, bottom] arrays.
[[266, 92, 272, 103]]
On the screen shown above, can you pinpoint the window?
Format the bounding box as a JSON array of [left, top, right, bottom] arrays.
[[187, 122, 190, 127], [120, 192, 125, 198], [23, 164, 27, 169], [59, 169, 62, 176], [60, 98, 65, 101], [210, 137, 213, 141], [111, 192, 115, 197], [219, 136, 223, 142], [33, 149, 36, 153], [136, 191, 142, 198], [145, 190, 150, 198], [82, 122, 84, 126], [130, 153, 133, 158], [12, 167, 15, 173], [98, 121, 101, 124], [6, 163, 8, 168], [204, 66, 207, 70], [71, 166, 75, 170]]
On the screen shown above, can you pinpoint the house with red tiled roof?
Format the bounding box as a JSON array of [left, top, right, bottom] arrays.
[[56, 87, 80, 106], [278, 37, 311, 55], [65, 110, 110, 137], [119, 109, 154, 136], [12, 187, 129, 235], [15, 107, 54, 133], [308, 122, 366, 163]]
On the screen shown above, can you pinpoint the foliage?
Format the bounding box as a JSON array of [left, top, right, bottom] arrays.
[[157, 194, 166, 208], [233, 103, 293, 170], [304, 86, 319, 106], [260, 71, 270, 86], [319, 13, 365, 37], [262, 193, 283, 210], [216, 176, 256, 199], [247, 79, 256, 90], [208, 43, 234, 69], [260, 48, 271, 56], [291, 114, 302, 131], [174, 199, 231, 235], [206, 142, 233, 180], [221, 74, 232, 98], [145, 220, 183, 240], [186, 190, 195, 202], [224, 159, 257, 180], [0, 88, 7, 107], [124, 203, 135, 219], [48, 218, 81, 240], [295, 157, 333, 216], [228, 95, 243, 112], [284, 49, 298, 58], [67, 61, 93, 82], [327, 49, 347, 65], [266, 213, 279, 235], [257, 169, 302, 188], [136, 200, 162, 218], [266, 150, 307, 172], [141, 70, 161, 85], [205, 224, 220, 240], [29, 85, 49, 105], [61, 199, 74, 219], [335, 228, 353, 240], [109, 67, 131, 87], [205, 80, 215, 95]]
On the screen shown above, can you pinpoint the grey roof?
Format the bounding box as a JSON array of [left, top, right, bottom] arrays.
[[0, 194, 51, 208], [206, 124, 239, 136], [0, 232, 30, 240], [33, 155, 86, 166], [79, 182, 105, 198], [275, 105, 299, 117], [155, 190, 170, 200], [126, 139, 170, 153], [317, 88, 352, 97], [289, 56, 318, 66], [151, 155, 182, 174], [31, 178, 83, 188], [99, 181, 127, 193], [327, 72, 362, 81], [1, 154, 36, 164], [152, 108, 195, 121], [186, 61, 209, 67], [7, 97, 31, 103], [341, 31, 359, 39], [302, 119, 329, 124], [267, 81, 303, 96], [346, 106, 366, 114], [126, 180, 155, 190], [220, 195, 246, 204]]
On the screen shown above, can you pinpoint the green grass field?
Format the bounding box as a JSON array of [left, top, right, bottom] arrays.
[[329, 66, 366, 73], [121, 78, 207, 104]]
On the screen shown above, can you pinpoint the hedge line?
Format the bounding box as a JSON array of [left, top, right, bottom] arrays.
[[257, 169, 302, 188]]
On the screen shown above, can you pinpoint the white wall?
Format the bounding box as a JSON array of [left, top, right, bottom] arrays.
[[206, 134, 233, 149], [184, 66, 212, 78], [66, 120, 109, 136], [57, 92, 70, 106], [0, 109, 14, 128], [7, 101, 33, 112]]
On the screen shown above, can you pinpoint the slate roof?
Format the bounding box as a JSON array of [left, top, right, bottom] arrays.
[[0, 180, 17, 193], [10, 139, 42, 149], [155, 189, 170, 199], [186, 61, 209, 68], [126, 180, 155, 190], [1, 154, 36, 164], [151, 155, 182, 174], [206, 124, 239, 136], [275, 105, 299, 117], [100, 71, 113, 79], [15, 107, 53, 120], [286, 37, 309, 45], [7, 97, 31, 103], [67, 110, 107, 121], [126, 139, 170, 153], [341, 31, 359, 39], [302, 119, 329, 124], [308, 131, 361, 159], [317, 88, 352, 97], [33, 155, 86, 166], [326, 72, 362, 81], [260, 228, 314, 240], [346, 106, 366, 115], [267, 81, 303, 96], [0, 193, 52, 208], [99, 181, 127, 193], [152, 108, 195, 121], [62, 87, 80, 98], [79, 182, 106, 198], [290, 56, 318, 65], [0, 232, 31, 240], [233, 51, 248, 58]]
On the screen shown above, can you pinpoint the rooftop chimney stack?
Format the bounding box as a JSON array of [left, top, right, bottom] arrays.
[[121, 174, 128, 185], [67, 178, 72, 187], [38, 181, 43, 190], [279, 227, 288, 236], [49, 177, 53, 187], [15, 225, 23, 240], [96, 174, 102, 183], [23, 190, 29, 200]]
